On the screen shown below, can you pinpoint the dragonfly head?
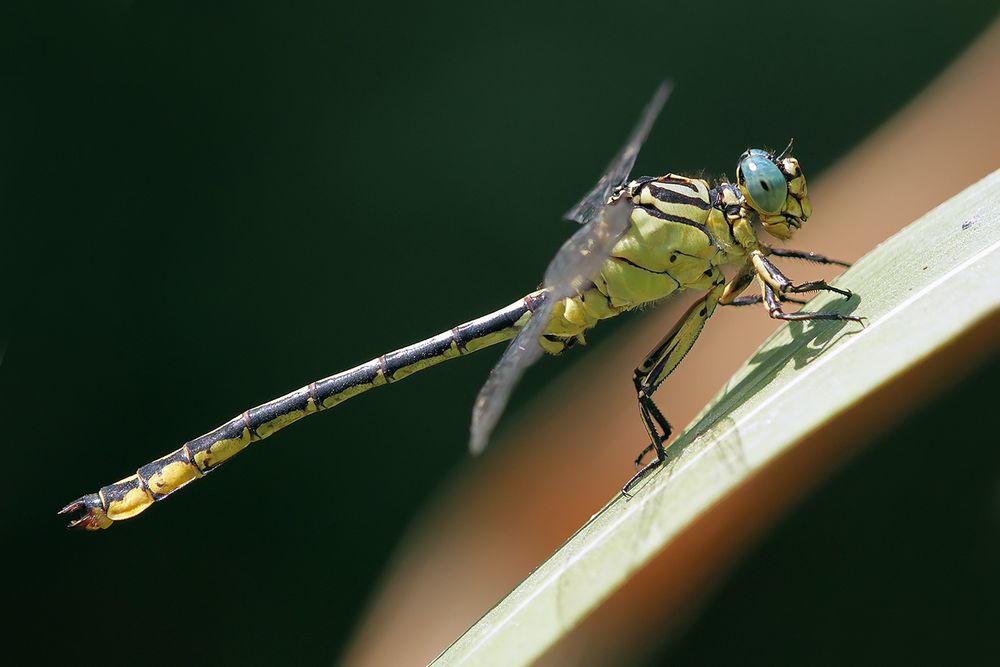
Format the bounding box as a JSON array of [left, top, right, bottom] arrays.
[[736, 140, 811, 240]]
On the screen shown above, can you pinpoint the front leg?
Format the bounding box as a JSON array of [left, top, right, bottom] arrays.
[[750, 250, 863, 324], [623, 283, 724, 496], [761, 282, 863, 322], [751, 250, 854, 300], [765, 245, 851, 268], [722, 294, 808, 308]]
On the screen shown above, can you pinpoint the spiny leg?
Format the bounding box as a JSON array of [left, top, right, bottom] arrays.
[[762, 283, 864, 323], [723, 294, 808, 308], [623, 284, 724, 497], [765, 246, 851, 267], [752, 252, 854, 300], [787, 279, 852, 299], [630, 392, 671, 467]]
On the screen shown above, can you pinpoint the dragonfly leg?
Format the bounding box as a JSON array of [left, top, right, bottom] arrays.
[[762, 282, 864, 323], [722, 294, 808, 308], [622, 283, 724, 497], [631, 442, 657, 466], [788, 279, 852, 299], [631, 394, 672, 464], [765, 246, 851, 267], [718, 259, 807, 308], [752, 251, 854, 300]]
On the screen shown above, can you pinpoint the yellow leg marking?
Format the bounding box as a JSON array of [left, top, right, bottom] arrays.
[[720, 262, 755, 305], [647, 283, 724, 387], [750, 251, 785, 292]]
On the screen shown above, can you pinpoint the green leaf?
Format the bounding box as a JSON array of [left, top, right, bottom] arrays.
[[432, 168, 1000, 666]]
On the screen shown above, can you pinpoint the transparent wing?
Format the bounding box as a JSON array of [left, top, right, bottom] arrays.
[[469, 82, 672, 454], [469, 200, 631, 454], [563, 80, 672, 225]]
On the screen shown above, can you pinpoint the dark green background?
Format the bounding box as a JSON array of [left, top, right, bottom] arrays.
[[1, 2, 996, 665]]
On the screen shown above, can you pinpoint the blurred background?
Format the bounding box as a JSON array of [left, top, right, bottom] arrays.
[[2, 2, 998, 665]]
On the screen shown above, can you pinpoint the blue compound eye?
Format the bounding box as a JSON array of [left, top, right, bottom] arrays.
[[739, 151, 787, 215]]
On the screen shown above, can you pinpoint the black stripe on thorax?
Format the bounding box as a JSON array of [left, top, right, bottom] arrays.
[[634, 203, 721, 251], [658, 175, 702, 190], [646, 183, 711, 210], [611, 255, 682, 288]]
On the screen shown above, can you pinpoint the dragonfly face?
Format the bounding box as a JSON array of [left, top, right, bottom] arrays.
[[736, 144, 812, 240]]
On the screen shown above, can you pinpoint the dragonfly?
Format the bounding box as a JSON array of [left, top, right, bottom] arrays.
[[61, 82, 862, 530]]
